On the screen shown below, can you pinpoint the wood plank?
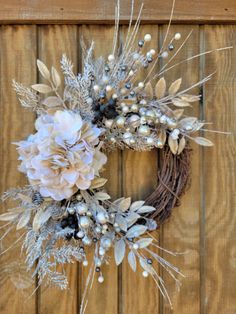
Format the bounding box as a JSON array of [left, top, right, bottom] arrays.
[[37, 25, 78, 314], [79, 25, 119, 314], [0, 0, 235, 24], [202, 25, 236, 314], [121, 25, 159, 314], [0, 25, 37, 314], [160, 25, 201, 314]]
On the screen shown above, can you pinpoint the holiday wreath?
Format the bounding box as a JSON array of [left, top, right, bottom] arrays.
[[0, 1, 231, 313]]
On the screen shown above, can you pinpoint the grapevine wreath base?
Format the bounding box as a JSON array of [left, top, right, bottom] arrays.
[[0, 1, 230, 313], [146, 145, 191, 225]]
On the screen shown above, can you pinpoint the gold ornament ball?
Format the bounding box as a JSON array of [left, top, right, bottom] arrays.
[[138, 125, 150, 136], [105, 119, 114, 128], [116, 116, 126, 128]]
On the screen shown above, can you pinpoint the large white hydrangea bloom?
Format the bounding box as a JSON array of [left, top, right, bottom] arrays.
[[16, 110, 107, 201]]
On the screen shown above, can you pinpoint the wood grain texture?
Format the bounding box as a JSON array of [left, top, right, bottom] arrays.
[[0, 25, 37, 314], [79, 25, 119, 314], [0, 0, 236, 24], [0, 11, 235, 314], [202, 25, 236, 314], [37, 25, 78, 314], [121, 24, 159, 314], [160, 25, 201, 314]]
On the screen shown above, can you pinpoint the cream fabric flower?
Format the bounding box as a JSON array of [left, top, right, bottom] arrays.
[[16, 110, 107, 201]]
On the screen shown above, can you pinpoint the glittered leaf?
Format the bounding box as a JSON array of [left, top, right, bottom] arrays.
[[42, 96, 62, 107], [180, 94, 200, 102], [113, 197, 125, 205], [155, 77, 166, 99], [116, 214, 128, 232], [31, 84, 52, 94], [51, 67, 61, 88], [119, 197, 131, 212], [126, 212, 140, 227], [168, 136, 178, 154], [130, 201, 145, 212], [136, 238, 153, 248], [90, 178, 108, 189], [33, 207, 52, 231], [158, 129, 167, 144], [94, 192, 111, 201], [0, 212, 19, 221], [172, 98, 191, 107], [144, 82, 153, 99], [168, 78, 182, 95], [16, 210, 31, 230], [178, 137, 186, 155], [179, 117, 197, 128], [128, 251, 137, 272], [194, 137, 214, 147], [126, 225, 147, 238], [137, 205, 156, 214], [37, 59, 50, 80], [114, 239, 126, 265]]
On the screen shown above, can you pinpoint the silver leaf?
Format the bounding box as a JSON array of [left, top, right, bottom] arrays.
[[137, 206, 156, 214], [130, 201, 145, 212], [126, 225, 147, 238], [126, 212, 140, 227], [17, 210, 31, 230], [115, 214, 128, 232], [119, 197, 132, 212], [128, 251, 137, 272], [136, 238, 153, 248], [114, 239, 126, 265]]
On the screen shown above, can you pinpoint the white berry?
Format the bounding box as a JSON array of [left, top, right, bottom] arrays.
[[116, 116, 126, 128], [99, 247, 105, 255], [129, 70, 134, 76], [122, 105, 129, 114], [106, 85, 112, 92], [142, 271, 149, 278], [105, 119, 114, 128], [161, 51, 169, 59], [98, 276, 104, 283], [144, 34, 152, 42], [67, 207, 75, 215], [150, 49, 156, 56], [76, 203, 88, 215], [93, 85, 100, 92], [108, 54, 115, 62], [174, 32, 181, 40], [83, 260, 88, 267], [97, 212, 107, 224], [146, 137, 154, 145], [138, 82, 144, 88]]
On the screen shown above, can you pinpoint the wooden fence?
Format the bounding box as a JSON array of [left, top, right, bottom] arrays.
[[0, 1, 235, 313]]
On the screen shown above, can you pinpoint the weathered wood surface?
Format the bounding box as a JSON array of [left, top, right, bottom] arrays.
[[0, 25, 37, 314], [37, 25, 78, 314], [0, 0, 236, 24], [202, 25, 236, 314], [160, 24, 201, 314], [0, 17, 235, 314]]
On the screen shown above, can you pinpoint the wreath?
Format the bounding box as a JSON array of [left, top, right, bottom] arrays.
[[0, 2, 230, 312]]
